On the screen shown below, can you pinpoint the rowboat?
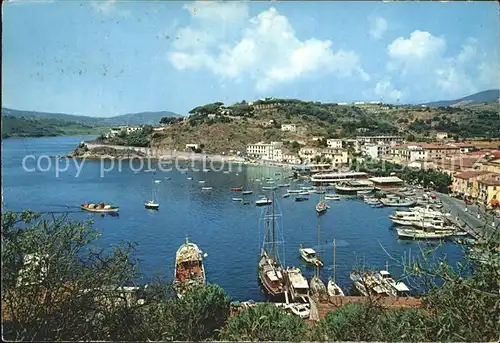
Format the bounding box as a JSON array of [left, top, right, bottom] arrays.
[[81, 203, 119, 213], [231, 187, 243, 191]]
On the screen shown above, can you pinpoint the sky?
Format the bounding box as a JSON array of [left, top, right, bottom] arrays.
[[2, 0, 500, 117]]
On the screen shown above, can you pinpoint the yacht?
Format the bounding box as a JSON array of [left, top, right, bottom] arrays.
[[396, 227, 455, 240], [335, 180, 374, 195], [285, 267, 310, 303], [350, 270, 390, 297], [376, 269, 410, 297], [299, 246, 323, 267]]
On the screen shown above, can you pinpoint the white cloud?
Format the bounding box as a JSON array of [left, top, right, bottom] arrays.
[[373, 79, 403, 102], [168, 3, 369, 91], [385, 31, 499, 99], [477, 60, 500, 89], [368, 16, 388, 40]]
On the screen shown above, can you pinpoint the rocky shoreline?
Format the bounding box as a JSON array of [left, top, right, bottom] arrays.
[[67, 144, 147, 160]]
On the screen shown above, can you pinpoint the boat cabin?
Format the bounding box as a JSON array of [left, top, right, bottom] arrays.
[[287, 269, 310, 302], [379, 270, 410, 296], [302, 248, 317, 258]]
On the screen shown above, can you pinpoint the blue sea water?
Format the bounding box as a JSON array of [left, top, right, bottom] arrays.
[[2, 136, 465, 300]]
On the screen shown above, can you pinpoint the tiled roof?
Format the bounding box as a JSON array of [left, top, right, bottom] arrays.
[[454, 171, 492, 180], [478, 176, 500, 186]]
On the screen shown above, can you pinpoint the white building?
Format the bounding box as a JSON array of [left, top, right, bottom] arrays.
[[185, 143, 199, 150], [391, 144, 428, 162], [326, 138, 342, 149], [246, 141, 283, 160], [363, 144, 392, 160], [356, 135, 404, 146], [105, 126, 141, 138], [281, 124, 298, 132]]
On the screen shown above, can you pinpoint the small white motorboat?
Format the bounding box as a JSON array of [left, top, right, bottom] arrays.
[[282, 193, 290, 198], [199, 180, 206, 184], [201, 187, 212, 190], [232, 198, 243, 202], [144, 200, 159, 210], [154, 180, 161, 184]]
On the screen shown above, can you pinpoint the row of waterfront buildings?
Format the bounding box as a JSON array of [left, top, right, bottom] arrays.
[[246, 135, 500, 207]]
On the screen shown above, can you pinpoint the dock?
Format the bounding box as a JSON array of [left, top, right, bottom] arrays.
[[315, 296, 422, 319]]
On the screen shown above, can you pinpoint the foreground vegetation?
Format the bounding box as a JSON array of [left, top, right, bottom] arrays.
[[2, 116, 106, 138], [2, 210, 499, 341]]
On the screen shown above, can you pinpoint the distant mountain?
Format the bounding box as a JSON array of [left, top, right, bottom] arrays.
[[1, 108, 181, 126], [421, 89, 500, 107]]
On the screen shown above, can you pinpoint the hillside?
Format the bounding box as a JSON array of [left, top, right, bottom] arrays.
[[1, 116, 107, 139], [1, 108, 181, 126], [146, 99, 500, 154], [421, 89, 499, 107]]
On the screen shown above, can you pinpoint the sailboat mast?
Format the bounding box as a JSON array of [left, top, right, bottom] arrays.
[[316, 217, 320, 278], [333, 238, 336, 283], [271, 192, 276, 260]]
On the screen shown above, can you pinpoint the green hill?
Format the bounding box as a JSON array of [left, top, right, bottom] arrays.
[[1, 116, 107, 139], [148, 99, 500, 154], [421, 89, 499, 107], [1, 108, 181, 126]]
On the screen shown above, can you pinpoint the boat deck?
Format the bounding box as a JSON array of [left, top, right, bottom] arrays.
[[175, 262, 203, 282]]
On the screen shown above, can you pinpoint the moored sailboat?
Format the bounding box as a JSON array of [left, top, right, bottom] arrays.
[[309, 217, 327, 297], [145, 174, 160, 210], [327, 239, 344, 297], [258, 192, 287, 298]]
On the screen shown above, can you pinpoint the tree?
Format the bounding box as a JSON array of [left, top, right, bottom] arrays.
[[219, 304, 308, 341]]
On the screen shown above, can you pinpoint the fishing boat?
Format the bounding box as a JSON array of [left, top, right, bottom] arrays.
[[295, 196, 309, 202], [174, 236, 206, 298], [256, 198, 272, 206], [325, 194, 340, 201], [242, 190, 253, 195], [81, 203, 119, 213], [376, 263, 410, 297], [350, 270, 391, 297], [258, 192, 287, 298], [231, 187, 243, 191], [316, 200, 328, 214], [396, 227, 455, 240], [201, 187, 212, 190], [299, 245, 323, 267], [335, 180, 374, 195], [232, 198, 243, 202], [282, 193, 290, 198], [327, 239, 344, 297]]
